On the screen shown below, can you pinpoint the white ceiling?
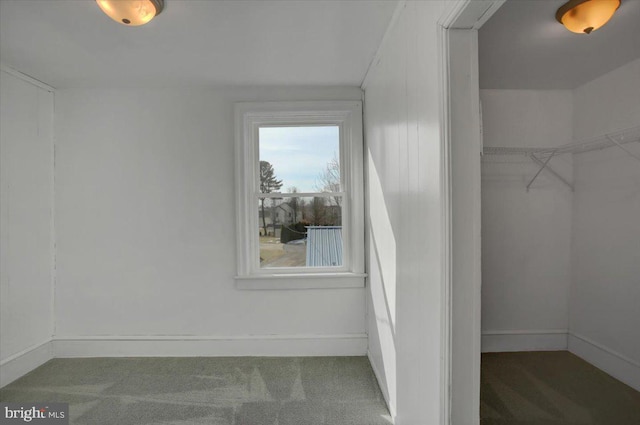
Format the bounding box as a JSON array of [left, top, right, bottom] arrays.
[[0, 0, 397, 88], [479, 0, 640, 89]]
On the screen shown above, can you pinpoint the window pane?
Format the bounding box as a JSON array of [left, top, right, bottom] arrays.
[[258, 196, 343, 268], [259, 126, 341, 194]]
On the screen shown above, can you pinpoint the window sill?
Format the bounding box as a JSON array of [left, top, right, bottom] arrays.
[[234, 273, 367, 290]]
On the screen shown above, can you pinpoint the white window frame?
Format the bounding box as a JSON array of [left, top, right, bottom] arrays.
[[234, 101, 365, 289]]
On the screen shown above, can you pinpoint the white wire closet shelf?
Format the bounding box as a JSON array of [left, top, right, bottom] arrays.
[[482, 125, 640, 192]]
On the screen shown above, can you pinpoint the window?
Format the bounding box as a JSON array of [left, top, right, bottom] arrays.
[[234, 101, 364, 288]]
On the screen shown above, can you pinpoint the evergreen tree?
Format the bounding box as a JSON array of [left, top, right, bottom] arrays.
[[259, 161, 283, 235]]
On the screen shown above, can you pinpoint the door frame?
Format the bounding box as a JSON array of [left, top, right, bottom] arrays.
[[438, 1, 505, 424]]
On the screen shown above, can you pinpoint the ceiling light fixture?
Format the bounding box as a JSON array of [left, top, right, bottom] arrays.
[[556, 0, 620, 34], [96, 0, 164, 26]]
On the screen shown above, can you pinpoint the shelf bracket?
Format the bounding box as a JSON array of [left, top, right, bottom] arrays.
[[526, 150, 574, 192], [606, 135, 640, 163]]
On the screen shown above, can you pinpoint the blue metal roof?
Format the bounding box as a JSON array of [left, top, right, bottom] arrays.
[[305, 226, 343, 267]]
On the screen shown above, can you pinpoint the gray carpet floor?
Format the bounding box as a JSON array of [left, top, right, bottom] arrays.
[[0, 356, 392, 425], [481, 351, 640, 425]]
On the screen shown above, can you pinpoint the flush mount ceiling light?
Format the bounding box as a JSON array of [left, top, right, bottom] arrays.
[[556, 0, 621, 34], [96, 0, 164, 26]]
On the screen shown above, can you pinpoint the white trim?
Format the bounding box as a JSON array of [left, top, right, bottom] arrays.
[[438, 0, 471, 28], [447, 27, 485, 425], [236, 272, 367, 280], [49, 89, 57, 343], [234, 101, 364, 280], [472, 1, 506, 29], [53, 334, 368, 358], [0, 64, 55, 92], [481, 330, 569, 353], [439, 3, 479, 424], [258, 191, 345, 199], [442, 0, 506, 30], [568, 333, 640, 391], [0, 340, 53, 388], [368, 350, 396, 421], [436, 2, 495, 423], [235, 273, 365, 290], [439, 3, 505, 424], [438, 22, 454, 425]]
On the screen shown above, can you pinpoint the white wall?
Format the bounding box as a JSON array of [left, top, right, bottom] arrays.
[[569, 59, 640, 390], [363, 1, 450, 423], [0, 70, 54, 386], [449, 29, 482, 425], [53, 86, 367, 356], [572, 59, 640, 142], [481, 90, 574, 351]]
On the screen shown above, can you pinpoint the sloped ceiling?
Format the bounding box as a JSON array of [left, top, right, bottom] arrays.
[[479, 0, 640, 89], [0, 0, 397, 88]]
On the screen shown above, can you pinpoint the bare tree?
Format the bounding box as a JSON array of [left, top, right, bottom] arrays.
[[287, 187, 300, 223], [309, 196, 327, 225], [316, 153, 341, 207], [259, 161, 283, 235]]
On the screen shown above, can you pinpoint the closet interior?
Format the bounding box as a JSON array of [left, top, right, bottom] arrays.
[[477, 1, 640, 422]]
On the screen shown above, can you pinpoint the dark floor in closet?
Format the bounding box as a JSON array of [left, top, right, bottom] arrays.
[[481, 351, 640, 425]]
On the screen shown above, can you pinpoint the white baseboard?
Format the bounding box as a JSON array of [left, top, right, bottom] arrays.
[[53, 334, 368, 358], [0, 340, 53, 388], [481, 330, 568, 353], [568, 333, 640, 392], [367, 350, 396, 420]]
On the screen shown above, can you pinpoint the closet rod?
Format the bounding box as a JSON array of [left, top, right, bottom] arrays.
[[482, 125, 640, 191], [481, 124, 640, 157]]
